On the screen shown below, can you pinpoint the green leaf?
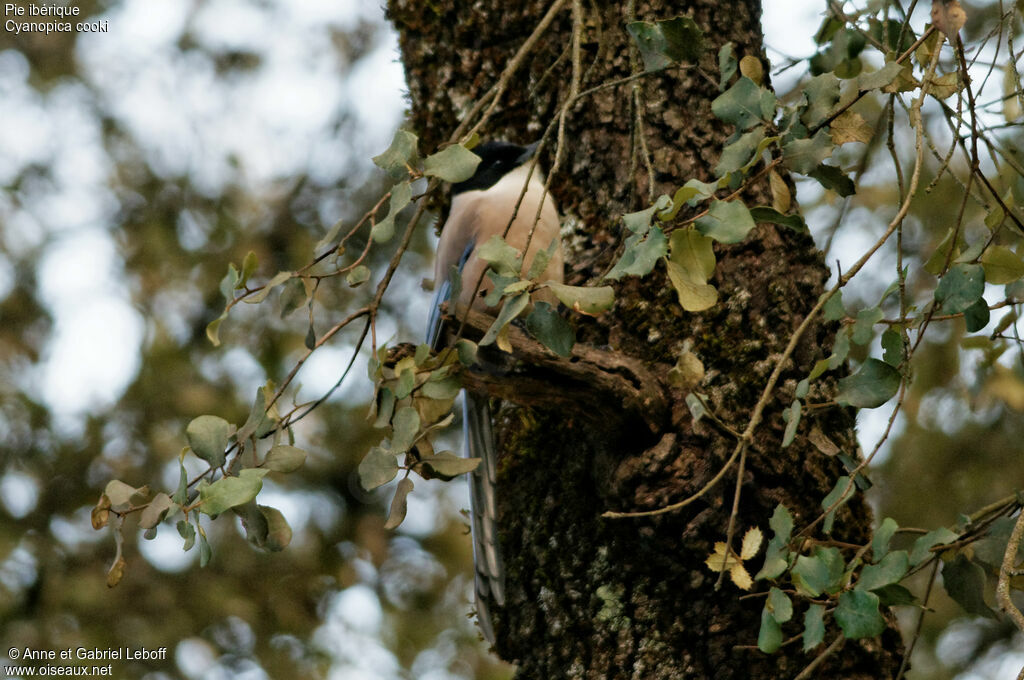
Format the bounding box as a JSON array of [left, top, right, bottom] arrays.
[[622, 200, 662, 233], [605, 226, 668, 280], [980, 245, 1024, 284], [198, 530, 212, 567], [484, 271, 519, 306], [198, 468, 269, 516], [373, 387, 396, 429], [384, 478, 414, 530], [782, 130, 835, 174], [782, 399, 801, 448], [821, 476, 853, 533], [236, 387, 268, 442], [477, 235, 523, 277], [346, 265, 371, 287], [670, 229, 716, 280], [480, 292, 530, 348], [263, 445, 306, 473], [716, 127, 766, 176], [943, 554, 995, 617], [234, 500, 268, 547], [873, 517, 899, 558], [420, 451, 481, 477], [808, 164, 855, 196], [278, 278, 309, 318], [857, 550, 909, 592], [836, 359, 901, 408], [873, 583, 918, 606], [666, 350, 705, 390], [527, 238, 559, 280], [220, 264, 240, 303], [372, 129, 418, 179], [626, 16, 704, 72], [770, 504, 794, 544], [665, 260, 718, 312], [803, 604, 826, 651], [239, 251, 258, 289], [391, 406, 421, 453], [810, 28, 865, 78], [748, 206, 807, 232], [800, 73, 841, 128], [456, 339, 478, 366], [260, 505, 292, 551], [177, 519, 195, 551], [526, 301, 574, 357], [395, 367, 416, 400], [371, 181, 413, 244], [718, 42, 737, 91], [246, 270, 293, 304], [315, 218, 345, 253], [205, 314, 226, 347], [757, 607, 783, 653], [661, 180, 722, 222], [186, 415, 231, 467], [851, 306, 883, 345], [172, 462, 189, 506], [935, 263, 985, 314], [102, 480, 147, 512], [964, 298, 990, 332], [767, 586, 793, 623], [909, 527, 958, 566], [868, 20, 916, 53], [792, 555, 830, 597], [424, 144, 481, 182], [545, 282, 615, 315], [835, 590, 885, 639], [358, 446, 399, 491], [881, 329, 902, 366], [421, 376, 461, 400], [858, 61, 906, 91], [138, 493, 174, 530], [822, 290, 845, 321], [712, 77, 773, 130], [756, 548, 789, 581], [695, 200, 757, 244]]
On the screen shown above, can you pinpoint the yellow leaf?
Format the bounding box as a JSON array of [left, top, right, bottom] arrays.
[[739, 56, 764, 85], [705, 542, 741, 573], [985, 366, 1024, 411], [769, 170, 791, 213], [730, 564, 754, 590], [926, 73, 962, 100], [741, 527, 764, 560], [830, 111, 873, 145]]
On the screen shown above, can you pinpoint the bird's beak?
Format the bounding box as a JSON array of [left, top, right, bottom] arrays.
[[516, 141, 541, 165]]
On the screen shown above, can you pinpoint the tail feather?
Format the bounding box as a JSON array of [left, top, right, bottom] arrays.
[[463, 391, 504, 642]]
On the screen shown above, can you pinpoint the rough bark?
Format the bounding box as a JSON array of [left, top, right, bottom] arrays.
[[387, 1, 904, 677]]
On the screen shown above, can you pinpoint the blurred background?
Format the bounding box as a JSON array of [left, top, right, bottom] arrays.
[[0, 0, 1023, 678]]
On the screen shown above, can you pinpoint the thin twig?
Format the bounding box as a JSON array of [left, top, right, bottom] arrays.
[[997, 510, 1024, 631]]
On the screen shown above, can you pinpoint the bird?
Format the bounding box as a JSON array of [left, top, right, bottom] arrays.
[[425, 140, 564, 644], [931, 0, 966, 37]]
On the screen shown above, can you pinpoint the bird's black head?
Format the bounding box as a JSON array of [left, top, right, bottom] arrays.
[[451, 141, 538, 195]]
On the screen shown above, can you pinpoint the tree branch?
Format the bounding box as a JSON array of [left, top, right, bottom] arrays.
[[450, 304, 670, 434]]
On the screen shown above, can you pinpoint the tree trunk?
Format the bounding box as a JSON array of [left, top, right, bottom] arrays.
[[387, 0, 904, 677]]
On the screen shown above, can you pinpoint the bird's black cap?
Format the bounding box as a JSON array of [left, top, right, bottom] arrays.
[[451, 141, 539, 195]]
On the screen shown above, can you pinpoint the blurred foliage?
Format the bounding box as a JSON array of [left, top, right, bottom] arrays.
[[0, 1, 509, 678], [2, 1, 1024, 679]]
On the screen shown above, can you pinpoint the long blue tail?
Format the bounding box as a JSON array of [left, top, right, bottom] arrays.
[[463, 391, 504, 644]]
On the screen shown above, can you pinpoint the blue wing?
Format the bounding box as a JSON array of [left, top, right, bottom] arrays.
[[425, 237, 504, 644]]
